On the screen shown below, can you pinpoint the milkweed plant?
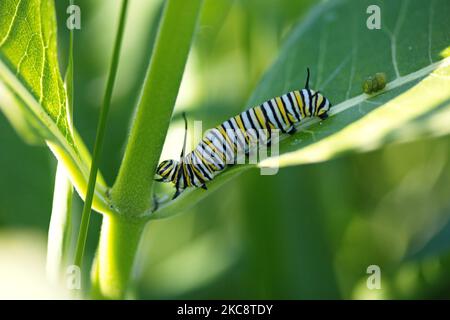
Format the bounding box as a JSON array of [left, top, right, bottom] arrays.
[[0, 0, 449, 299]]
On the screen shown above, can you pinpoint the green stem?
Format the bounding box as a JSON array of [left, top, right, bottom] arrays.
[[90, 0, 203, 299], [111, 0, 204, 216], [74, 0, 129, 269], [91, 215, 145, 299], [46, 162, 73, 283]]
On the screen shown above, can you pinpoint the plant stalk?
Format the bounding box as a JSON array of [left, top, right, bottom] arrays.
[[74, 0, 129, 269], [111, 0, 204, 217], [91, 0, 203, 299], [91, 215, 145, 299], [46, 162, 74, 283]]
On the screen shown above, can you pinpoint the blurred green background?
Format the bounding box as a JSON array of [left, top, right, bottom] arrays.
[[1, 0, 450, 299]]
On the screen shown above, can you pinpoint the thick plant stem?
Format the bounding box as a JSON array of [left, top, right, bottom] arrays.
[[92, 215, 146, 299], [93, 0, 203, 299], [111, 0, 204, 216]]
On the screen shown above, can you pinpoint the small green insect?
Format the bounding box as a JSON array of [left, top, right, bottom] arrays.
[[362, 72, 387, 94]]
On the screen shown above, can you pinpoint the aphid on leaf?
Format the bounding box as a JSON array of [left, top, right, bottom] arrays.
[[362, 72, 387, 94]]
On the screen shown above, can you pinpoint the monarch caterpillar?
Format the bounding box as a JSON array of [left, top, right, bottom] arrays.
[[362, 72, 387, 94], [156, 68, 332, 199]]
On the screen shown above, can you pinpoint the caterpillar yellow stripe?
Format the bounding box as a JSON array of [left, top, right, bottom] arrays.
[[156, 69, 332, 199]]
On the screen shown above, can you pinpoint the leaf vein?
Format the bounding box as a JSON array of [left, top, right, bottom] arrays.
[[316, 27, 327, 88], [38, 0, 46, 104], [391, 0, 409, 78], [320, 55, 350, 91], [428, 0, 435, 64], [15, 33, 38, 76], [0, 0, 22, 48], [345, 14, 358, 100]]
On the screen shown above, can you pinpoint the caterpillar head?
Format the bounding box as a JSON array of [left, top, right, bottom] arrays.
[[304, 68, 332, 119], [311, 91, 332, 119], [155, 159, 179, 182]]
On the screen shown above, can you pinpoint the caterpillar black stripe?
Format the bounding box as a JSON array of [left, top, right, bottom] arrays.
[[156, 68, 332, 199]]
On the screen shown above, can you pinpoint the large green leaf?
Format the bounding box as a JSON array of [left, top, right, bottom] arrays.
[[0, 0, 110, 214], [0, 0, 70, 144], [256, 0, 450, 168], [152, 0, 450, 219]]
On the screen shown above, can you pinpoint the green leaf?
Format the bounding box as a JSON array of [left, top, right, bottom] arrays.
[[0, 80, 45, 144], [0, 0, 111, 214], [152, 0, 450, 219], [252, 0, 450, 168], [0, 0, 72, 145]]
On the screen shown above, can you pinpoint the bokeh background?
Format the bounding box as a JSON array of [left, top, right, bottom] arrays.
[[1, 0, 450, 299]]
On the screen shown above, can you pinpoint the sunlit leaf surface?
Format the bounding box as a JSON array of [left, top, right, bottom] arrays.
[[0, 0, 72, 145], [0, 0, 110, 214]]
